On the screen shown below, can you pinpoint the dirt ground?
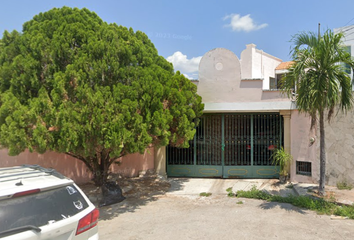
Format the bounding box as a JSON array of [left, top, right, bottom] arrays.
[[79, 173, 171, 212], [80, 176, 354, 240], [310, 185, 354, 206]]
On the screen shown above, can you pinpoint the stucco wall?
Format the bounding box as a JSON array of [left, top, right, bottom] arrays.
[[321, 111, 354, 186], [0, 148, 154, 184], [198, 47, 288, 104], [289, 109, 354, 186], [289, 111, 318, 183], [111, 148, 155, 178], [240, 44, 253, 79], [198, 48, 242, 103], [240, 44, 282, 89]]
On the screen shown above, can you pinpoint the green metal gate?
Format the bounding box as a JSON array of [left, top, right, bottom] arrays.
[[167, 113, 283, 178]]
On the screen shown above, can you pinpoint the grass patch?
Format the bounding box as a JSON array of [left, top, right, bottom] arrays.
[[235, 186, 354, 219], [337, 181, 353, 190], [200, 192, 212, 197], [236, 201, 243, 204]]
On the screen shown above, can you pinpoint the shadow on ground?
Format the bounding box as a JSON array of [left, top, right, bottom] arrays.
[[80, 175, 189, 221], [258, 200, 308, 214], [263, 181, 298, 198], [235, 181, 308, 215]]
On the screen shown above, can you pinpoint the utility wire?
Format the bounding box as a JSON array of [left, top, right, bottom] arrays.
[[345, 17, 354, 26], [339, 26, 354, 33]]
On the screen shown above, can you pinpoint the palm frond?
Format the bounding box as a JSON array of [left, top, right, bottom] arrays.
[[282, 29, 354, 119]]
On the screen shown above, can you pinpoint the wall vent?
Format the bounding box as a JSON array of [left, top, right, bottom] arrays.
[[296, 161, 312, 176]]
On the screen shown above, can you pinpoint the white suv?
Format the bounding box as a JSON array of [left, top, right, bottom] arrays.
[[0, 165, 99, 240]]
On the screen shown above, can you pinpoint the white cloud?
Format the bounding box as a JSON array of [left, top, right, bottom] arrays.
[[166, 51, 202, 73], [223, 14, 268, 32], [182, 73, 199, 80], [182, 73, 193, 79]]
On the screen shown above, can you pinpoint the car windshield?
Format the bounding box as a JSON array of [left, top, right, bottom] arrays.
[[0, 184, 89, 233]]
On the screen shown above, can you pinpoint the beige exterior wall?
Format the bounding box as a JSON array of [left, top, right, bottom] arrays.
[[0, 148, 154, 184], [154, 146, 166, 177], [289, 111, 318, 183]]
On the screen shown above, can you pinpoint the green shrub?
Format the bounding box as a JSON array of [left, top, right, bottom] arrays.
[[271, 147, 292, 176]]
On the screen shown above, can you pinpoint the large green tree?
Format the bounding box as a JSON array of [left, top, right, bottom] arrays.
[[0, 7, 204, 185], [282, 30, 354, 195]]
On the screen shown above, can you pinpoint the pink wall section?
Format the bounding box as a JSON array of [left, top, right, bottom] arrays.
[[0, 148, 154, 184], [290, 111, 318, 183], [111, 148, 155, 177]]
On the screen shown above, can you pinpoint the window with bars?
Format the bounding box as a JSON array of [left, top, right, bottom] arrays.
[[296, 161, 312, 176]]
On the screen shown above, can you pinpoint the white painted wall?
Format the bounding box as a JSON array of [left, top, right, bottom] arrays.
[[240, 44, 282, 89], [240, 44, 254, 79], [334, 25, 354, 56], [198, 46, 291, 109], [198, 48, 242, 103], [334, 25, 354, 87]]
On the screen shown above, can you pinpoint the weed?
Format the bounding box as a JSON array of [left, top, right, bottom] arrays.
[[337, 180, 353, 190], [327, 192, 336, 203], [235, 186, 354, 219], [226, 187, 235, 197], [236, 201, 243, 204], [200, 192, 212, 197], [236, 186, 270, 200]]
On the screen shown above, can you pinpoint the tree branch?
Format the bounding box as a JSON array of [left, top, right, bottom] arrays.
[[65, 152, 93, 172]]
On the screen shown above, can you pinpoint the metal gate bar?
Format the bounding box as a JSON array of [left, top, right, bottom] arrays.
[[224, 114, 251, 166], [167, 113, 282, 178]]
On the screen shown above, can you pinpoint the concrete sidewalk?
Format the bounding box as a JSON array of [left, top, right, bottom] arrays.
[[167, 178, 354, 205]]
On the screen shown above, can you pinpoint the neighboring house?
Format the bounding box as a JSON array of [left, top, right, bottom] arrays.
[[334, 25, 354, 85], [155, 43, 354, 186]]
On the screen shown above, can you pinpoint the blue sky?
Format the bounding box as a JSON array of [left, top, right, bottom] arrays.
[[1, 0, 354, 79]]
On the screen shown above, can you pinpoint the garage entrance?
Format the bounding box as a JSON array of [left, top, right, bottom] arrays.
[[167, 113, 283, 178]]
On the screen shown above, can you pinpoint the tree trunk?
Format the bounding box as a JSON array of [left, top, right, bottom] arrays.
[[66, 151, 119, 187], [92, 156, 109, 186], [319, 111, 326, 196]]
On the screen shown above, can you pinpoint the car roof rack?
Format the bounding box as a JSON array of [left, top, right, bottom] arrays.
[[0, 165, 66, 183]]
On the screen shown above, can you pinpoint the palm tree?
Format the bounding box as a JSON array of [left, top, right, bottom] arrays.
[[282, 29, 354, 196]]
